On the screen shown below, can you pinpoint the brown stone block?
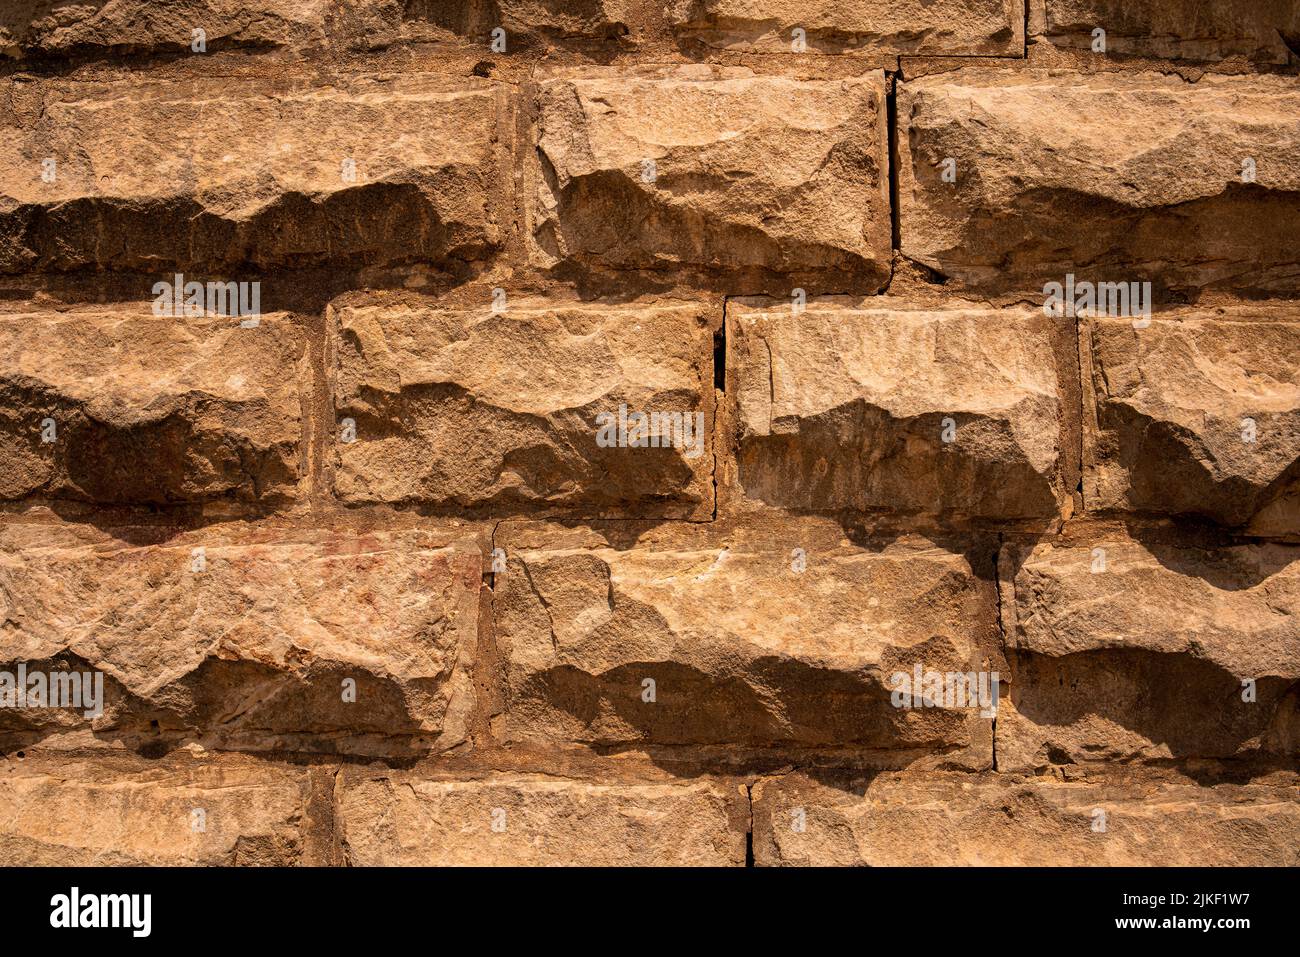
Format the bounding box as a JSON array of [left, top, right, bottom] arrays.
[[727, 297, 1078, 520], [0, 72, 507, 276], [670, 0, 1024, 56], [998, 534, 1300, 770], [330, 296, 716, 518], [493, 515, 998, 766], [336, 765, 748, 865], [0, 306, 305, 505], [531, 66, 892, 293], [0, 522, 483, 756], [898, 69, 1300, 296], [1083, 305, 1300, 535], [753, 770, 1300, 865]]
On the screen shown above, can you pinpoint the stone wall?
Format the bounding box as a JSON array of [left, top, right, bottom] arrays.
[[0, 0, 1296, 866]]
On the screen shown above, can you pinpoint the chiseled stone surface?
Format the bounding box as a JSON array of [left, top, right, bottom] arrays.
[[4, 1, 1299, 869], [670, 0, 1023, 55], [0, 72, 506, 275], [0, 751, 318, 866], [727, 298, 1075, 520], [0, 306, 304, 505], [493, 515, 998, 765], [336, 767, 747, 865], [1, 1, 644, 57], [0, 522, 483, 756], [997, 535, 1300, 770], [753, 770, 1300, 865], [330, 296, 715, 518], [0, 0, 369, 57], [404, 0, 634, 42], [532, 66, 892, 292], [898, 69, 1300, 296], [1030, 0, 1300, 65], [1084, 307, 1300, 534]]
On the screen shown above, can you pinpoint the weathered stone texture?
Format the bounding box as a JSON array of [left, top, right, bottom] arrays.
[[1030, 0, 1300, 65], [4, 0, 1299, 869], [493, 516, 998, 765], [532, 66, 892, 292], [898, 69, 1300, 296], [0, 522, 483, 755], [336, 768, 747, 865], [330, 297, 715, 518], [0, 72, 506, 275], [753, 771, 1300, 866], [0, 0, 373, 57], [669, 0, 1024, 55], [727, 298, 1077, 520], [1, 1, 643, 57], [0, 752, 316, 866], [998, 536, 1300, 770], [1084, 307, 1300, 534], [0, 306, 304, 505], [404, 0, 634, 42]]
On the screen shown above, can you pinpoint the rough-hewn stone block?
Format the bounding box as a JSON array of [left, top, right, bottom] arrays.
[[330, 296, 716, 518], [0, 1, 645, 58], [0, 752, 317, 865], [493, 516, 998, 765], [0, 306, 304, 505], [336, 768, 747, 865], [753, 771, 1300, 865], [1030, 0, 1300, 65], [1084, 306, 1300, 535], [898, 69, 1300, 296], [404, 0, 634, 42], [727, 298, 1077, 520], [997, 535, 1300, 770], [670, 0, 1023, 56], [0, 72, 505, 275], [532, 66, 892, 292], [0, 522, 482, 755], [0, 0, 376, 57]]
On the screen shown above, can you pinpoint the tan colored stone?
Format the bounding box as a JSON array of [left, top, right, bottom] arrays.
[[1084, 306, 1300, 535], [0, 751, 315, 865], [0, 72, 506, 275], [493, 516, 998, 765], [7, 2, 1298, 872], [336, 767, 747, 865], [753, 770, 1300, 865], [0, 0, 389, 57], [727, 298, 1076, 520], [997, 535, 1300, 770], [330, 296, 716, 518], [898, 69, 1300, 296], [0, 522, 483, 755], [1030, 0, 1300, 65], [532, 66, 892, 292], [0, 306, 303, 504], [670, 0, 1023, 56], [404, 0, 633, 42], [0, 1, 644, 58]]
